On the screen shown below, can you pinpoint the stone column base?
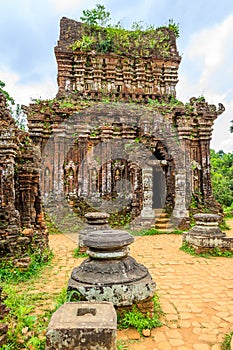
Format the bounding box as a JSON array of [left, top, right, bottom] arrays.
[[45, 302, 117, 350]]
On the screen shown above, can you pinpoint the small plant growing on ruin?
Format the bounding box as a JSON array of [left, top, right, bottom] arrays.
[[1, 286, 80, 349], [180, 241, 233, 258], [73, 247, 88, 258], [117, 340, 128, 350], [167, 18, 180, 38], [0, 248, 53, 284], [80, 4, 111, 27], [117, 294, 163, 333], [72, 4, 180, 57]]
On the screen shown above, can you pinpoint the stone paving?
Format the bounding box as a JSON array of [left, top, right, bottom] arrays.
[[46, 220, 233, 350]]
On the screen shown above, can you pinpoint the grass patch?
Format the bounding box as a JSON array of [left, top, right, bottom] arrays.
[[73, 247, 88, 258], [180, 242, 233, 258], [221, 331, 233, 350], [117, 339, 129, 350], [129, 228, 184, 236], [1, 286, 49, 349], [118, 295, 163, 334], [223, 206, 233, 219], [219, 220, 231, 231], [0, 248, 53, 284], [0, 286, 83, 350], [45, 214, 62, 234]]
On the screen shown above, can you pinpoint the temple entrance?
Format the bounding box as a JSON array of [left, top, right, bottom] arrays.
[[152, 167, 165, 209]]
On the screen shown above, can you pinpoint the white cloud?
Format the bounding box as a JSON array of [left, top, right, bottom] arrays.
[[0, 67, 57, 105], [177, 12, 233, 153], [183, 12, 233, 94], [211, 100, 233, 153]]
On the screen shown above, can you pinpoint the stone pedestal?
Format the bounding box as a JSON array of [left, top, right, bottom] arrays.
[[78, 212, 110, 252], [183, 213, 233, 253], [68, 225, 156, 312], [45, 302, 116, 350]]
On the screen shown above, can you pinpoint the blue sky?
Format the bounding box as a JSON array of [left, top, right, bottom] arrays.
[[0, 0, 232, 151]]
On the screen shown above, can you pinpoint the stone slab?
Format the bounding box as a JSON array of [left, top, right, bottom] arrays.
[[45, 302, 117, 350]]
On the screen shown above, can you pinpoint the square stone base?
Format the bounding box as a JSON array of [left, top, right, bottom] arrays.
[[45, 302, 117, 350]]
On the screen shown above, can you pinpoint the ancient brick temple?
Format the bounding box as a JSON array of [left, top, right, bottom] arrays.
[[24, 17, 224, 229], [0, 93, 48, 262]]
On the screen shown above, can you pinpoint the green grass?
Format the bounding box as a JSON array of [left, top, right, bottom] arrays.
[[129, 227, 184, 236], [0, 286, 73, 350], [0, 248, 53, 284], [45, 214, 62, 234], [180, 242, 233, 258], [117, 340, 129, 350], [221, 331, 233, 350], [73, 247, 88, 258], [117, 295, 163, 334]]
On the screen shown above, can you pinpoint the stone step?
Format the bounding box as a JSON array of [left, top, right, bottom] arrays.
[[155, 223, 169, 229], [155, 217, 170, 223]]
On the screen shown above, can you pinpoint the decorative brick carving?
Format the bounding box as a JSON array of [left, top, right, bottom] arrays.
[[0, 93, 48, 262], [23, 18, 224, 229]]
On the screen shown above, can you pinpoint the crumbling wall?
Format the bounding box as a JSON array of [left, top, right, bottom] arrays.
[[55, 17, 181, 100], [0, 93, 48, 262]]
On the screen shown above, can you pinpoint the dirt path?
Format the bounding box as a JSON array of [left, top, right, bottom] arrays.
[[28, 219, 233, 349]]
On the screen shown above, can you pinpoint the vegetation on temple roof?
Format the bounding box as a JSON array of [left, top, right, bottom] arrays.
[[70, 4, 179, 58]]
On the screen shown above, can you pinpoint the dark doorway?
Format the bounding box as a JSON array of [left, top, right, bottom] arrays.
[[152, 166, 165, 209]]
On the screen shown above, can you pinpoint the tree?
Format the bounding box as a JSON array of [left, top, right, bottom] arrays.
[[210, 149, 233, 208], [0, 80, 15, 108], [80, 4, 111, 27], [0, 80, 27, 130]]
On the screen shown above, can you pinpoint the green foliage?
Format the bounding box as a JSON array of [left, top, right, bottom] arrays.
[[1, 286, 46, 349], [58, 99, 75, 108], [0, 80, 15, 107], [219, 220, 231, 230], [223, 205, 233, 218], [73, 247, 88, 258], [129, 227, 183, 236], [80, 4, 111, 27], [45, 214, 62, 234], [117, 340, 128, 350], [0, 80, 27, 130], [70, 35, 95, 51], [147, 97, 183, 114], [210, 149, 233, 208], [1, 286, 80, 349], [75, 5, 180, 57], [230, 120, 233, 133], [221, 331, 233, 350], [180, 241, 233, 258], [109, 211, 131, 228], [0, 248, 53, 284], [167, 18, 180, 38], [118, 295, 163, 333]]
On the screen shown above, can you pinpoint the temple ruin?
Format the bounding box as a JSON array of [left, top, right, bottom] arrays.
[[0, 16, 225, 261], [24, 17, 224, 230], [0, 93, 48, 263]]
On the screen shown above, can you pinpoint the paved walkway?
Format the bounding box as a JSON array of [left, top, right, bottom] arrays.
[[46, 220, 233, 350]]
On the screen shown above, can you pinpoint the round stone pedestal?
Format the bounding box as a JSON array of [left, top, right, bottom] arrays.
[[68, 227, 156, 307], [78, 212, 110, 252], [183, 213, 233, 253], [188, 213, 225, 237]]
